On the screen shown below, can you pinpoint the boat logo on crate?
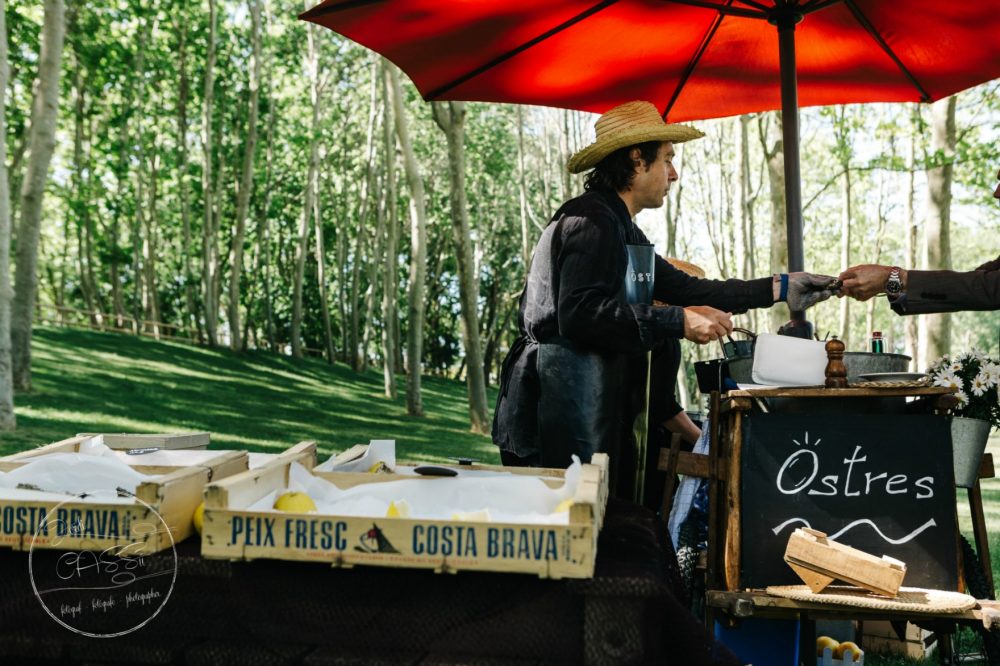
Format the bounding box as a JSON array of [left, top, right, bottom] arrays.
[[355, 523, 399, 554], [27, 490, 177, 638]]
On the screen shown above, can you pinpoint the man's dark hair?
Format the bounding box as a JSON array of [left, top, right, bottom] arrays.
[[583, 141, 662, 193]]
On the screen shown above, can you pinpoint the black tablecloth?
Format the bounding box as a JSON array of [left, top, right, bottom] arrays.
[[0, 499, 738, 665]]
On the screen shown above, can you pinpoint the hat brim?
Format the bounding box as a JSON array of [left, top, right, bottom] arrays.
[[567, 123, 705, 174]]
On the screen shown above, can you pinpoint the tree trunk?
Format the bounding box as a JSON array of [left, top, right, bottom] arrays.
[[388, 66, 427, 417], [920, 96, 955, 365], [314, 152, 335, 364], [904, 108, 919, 367], [360, 179, 386, 372], [516, 106, 531, 267], [143, 145, 161, 338], [839, 169, 852, 347], [227, 0, 261, 351], [760, 113, 787, 334], [291, 4, 319, 358], [252, 7, 276, 351], [380, 64, 399, 399], [349, 66, 379, 371], [175, 17, 199, 341], [432, 101, 489, 434], [0, 0, 16, 427], [201, 0, 218, 346], [11, 0, 65, 392]]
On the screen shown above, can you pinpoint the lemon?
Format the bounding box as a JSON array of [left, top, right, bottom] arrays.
[[833, 641, 862, 661], [553, 499, 574, 514], [367, 461, 390, 474], [386, 500, 411, 518], [273, 491, 318, 513], [192, 501, 205, 534], [815, 636, 839, 657]]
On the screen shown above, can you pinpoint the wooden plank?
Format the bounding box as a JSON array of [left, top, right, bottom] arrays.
[[707, 391, 722, 591], [967, 481, 995, 596], [784, 528, 906, 597], [658, 434, 682, 518], [707, 590, 990, 624], [76, 432, 211, 450], [719, 397, 752, 414], [0, 436, 92, 463], [724, 411, 742, 591], [733, 386, 954, 398], [979, 453, 995, 480]]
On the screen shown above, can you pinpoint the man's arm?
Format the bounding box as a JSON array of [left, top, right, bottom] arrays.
[[651, 255, 774, 313], [840, 256, 1000, 314]]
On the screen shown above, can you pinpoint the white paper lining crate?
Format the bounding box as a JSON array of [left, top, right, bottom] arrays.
[[75, 432, 211, 451], [0, 435, 247, 554], [201, 442, 610, 578]]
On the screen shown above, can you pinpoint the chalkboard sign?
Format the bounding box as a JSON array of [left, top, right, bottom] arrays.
[[740, 413, 958, 590]]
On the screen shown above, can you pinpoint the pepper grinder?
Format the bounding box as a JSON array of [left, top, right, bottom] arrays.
[[824, 336, 848, 388]]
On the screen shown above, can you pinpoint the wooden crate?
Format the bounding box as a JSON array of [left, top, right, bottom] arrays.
[[0, 436, 247, 554], [201, 442, 610, 578], [74, 431, 211, 451], [860, 621, 936, 660]]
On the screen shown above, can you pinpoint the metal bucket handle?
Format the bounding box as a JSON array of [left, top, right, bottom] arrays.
[[720, 327, 757, 359]]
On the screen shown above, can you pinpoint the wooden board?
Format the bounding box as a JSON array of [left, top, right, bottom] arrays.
[[727, 387, 952, 398], [75, 432, 211, 450], [737, 413, 958, 591], [0, 438, 247, 554], [784, 528, 906, 596], [202, 446, 609, 579]]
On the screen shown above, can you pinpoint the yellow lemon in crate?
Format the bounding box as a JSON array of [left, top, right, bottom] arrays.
[[192, 501, 205, 534], [833, 641, 862, 661], [273, 491, 318, 513], [553, 499, 574, 514], [815, 636, 839, 657]]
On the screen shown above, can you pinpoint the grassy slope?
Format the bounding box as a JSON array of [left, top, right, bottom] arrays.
[[0, 327, 500, 465]]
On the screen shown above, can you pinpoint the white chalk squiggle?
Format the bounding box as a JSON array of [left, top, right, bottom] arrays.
[[771, 517, 938, 545]]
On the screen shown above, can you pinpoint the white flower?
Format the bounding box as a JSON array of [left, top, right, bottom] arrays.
[[934, 371, 961, 390], [971, 373, 989, 397], [955, 389, 969, 407], [949, 359, 964, 373]]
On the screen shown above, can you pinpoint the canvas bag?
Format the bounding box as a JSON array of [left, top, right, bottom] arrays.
[[750, 332, 827, 386]]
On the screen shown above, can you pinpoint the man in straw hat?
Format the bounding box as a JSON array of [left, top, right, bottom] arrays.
[[493, 101, 837, 493]]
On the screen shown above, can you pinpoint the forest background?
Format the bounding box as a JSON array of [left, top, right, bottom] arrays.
[[2, 0, 999, 436]]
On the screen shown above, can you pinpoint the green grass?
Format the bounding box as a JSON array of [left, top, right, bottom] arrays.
[[0, 326, 500, 464]]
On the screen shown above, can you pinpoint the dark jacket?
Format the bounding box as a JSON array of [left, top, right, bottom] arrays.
[[891, 254, 1000, 314], [492, 189, 773, 468]]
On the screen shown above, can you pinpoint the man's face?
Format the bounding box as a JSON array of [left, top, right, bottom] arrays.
[[630, 142, 678, 211]]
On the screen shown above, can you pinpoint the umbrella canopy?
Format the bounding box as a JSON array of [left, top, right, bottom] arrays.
[[300, 1, 998, 121], [301, 0, 1000, 327]]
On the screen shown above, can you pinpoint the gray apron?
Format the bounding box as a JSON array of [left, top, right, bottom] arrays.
[[536, 243, 656, 497]]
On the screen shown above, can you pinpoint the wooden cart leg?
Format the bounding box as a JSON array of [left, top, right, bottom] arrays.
[[706, 391, 722, 592], [967, 480, 996, 597]]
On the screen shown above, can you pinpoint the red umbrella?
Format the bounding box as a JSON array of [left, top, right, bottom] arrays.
[[301, 0, 1000, 318]]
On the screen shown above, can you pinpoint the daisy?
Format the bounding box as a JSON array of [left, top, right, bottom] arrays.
[[933, 371, 961, 390], [955, 389, 969, 407], [971, 373, 989, 397]]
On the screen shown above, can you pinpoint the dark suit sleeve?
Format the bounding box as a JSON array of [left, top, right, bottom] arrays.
[[893, 254, 1000, 314], [651, 254, 774, 313]]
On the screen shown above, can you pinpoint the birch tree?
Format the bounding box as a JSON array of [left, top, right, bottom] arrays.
[[11, 0, 65, 391], [432, 101, 489, 434], [227, 0, 261, 351], [0, 0, 16, 427], [920, 96, 955, 365], [387, 65, 427, 416]]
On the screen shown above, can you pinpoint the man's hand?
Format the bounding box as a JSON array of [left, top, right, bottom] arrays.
[[779, 272, 839, 310], [838, 264, 905, 301], [683, 305, 733, 344]]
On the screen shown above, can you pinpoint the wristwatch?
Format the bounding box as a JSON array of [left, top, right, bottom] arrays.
[[885, 267, 903, 298]]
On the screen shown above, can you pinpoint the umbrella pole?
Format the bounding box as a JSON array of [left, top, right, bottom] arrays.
[[775, 8, 812, 337]]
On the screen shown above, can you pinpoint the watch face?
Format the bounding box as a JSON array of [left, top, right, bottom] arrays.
[[886, 270, 902, 295]]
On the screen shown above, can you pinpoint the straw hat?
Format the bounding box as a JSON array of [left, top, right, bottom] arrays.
[[567, 101, 705, 174], [665, 257, 706, 279]]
